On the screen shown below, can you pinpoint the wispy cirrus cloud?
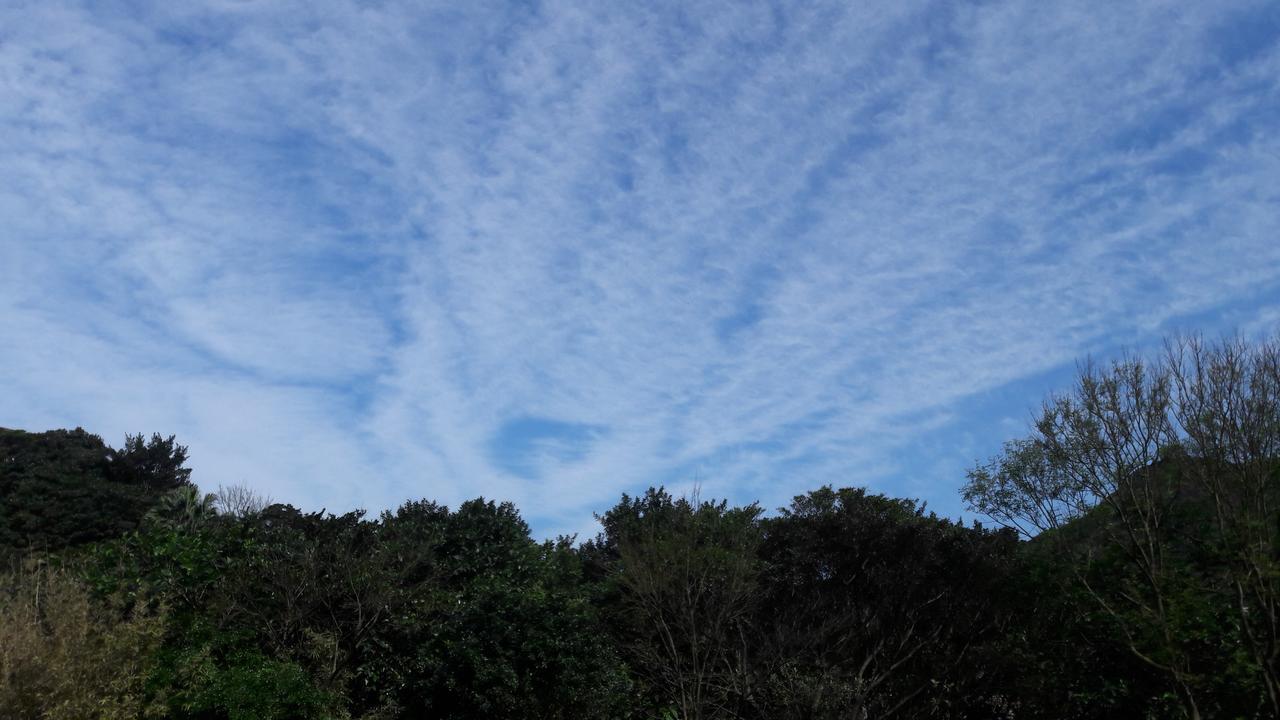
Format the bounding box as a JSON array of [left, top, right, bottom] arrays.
[[2, 0, 1278, 536]]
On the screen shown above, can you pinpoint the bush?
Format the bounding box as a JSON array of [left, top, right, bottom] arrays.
[[0, 560, 165, 719]]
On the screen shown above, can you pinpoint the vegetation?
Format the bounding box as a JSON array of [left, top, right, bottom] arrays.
[[0, 430, 189, 554], [1, 334, 1277, 718]]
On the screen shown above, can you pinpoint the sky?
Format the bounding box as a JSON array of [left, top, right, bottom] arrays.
[[2, 0, 1279, 539]]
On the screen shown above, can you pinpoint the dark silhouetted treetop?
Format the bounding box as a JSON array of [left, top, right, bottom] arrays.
[[0, 427, 193, 556]]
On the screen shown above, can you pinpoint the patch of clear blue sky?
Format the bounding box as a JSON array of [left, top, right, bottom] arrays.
[[489, 417, 608, 480], [1208, 3, 1280, 68]]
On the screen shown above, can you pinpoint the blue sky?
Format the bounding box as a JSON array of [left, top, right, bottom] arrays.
[[2, 0, 1278, 538]]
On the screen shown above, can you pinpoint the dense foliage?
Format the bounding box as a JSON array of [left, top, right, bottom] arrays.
[[1, 335, 1277, 718], [0, 429, 189, 555]]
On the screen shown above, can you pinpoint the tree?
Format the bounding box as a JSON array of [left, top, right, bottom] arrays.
[[0, 428, 191, 556], [755, 487, 1020, 720], [593, 488, 762, 720], [964, 336, 1280, 718], [107, 433, 192, 490], [1167, 335, 1280, 716], [86, 507, 349, 719], [145, 485, 219, 531], [215, 483, 274, 518], [358, 498, 629, 719]]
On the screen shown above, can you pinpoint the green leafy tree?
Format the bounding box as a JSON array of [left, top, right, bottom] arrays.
[[755, 487, 1020, 720], [85, 509, 348, 719], [0, 428, 191, 556], [592, 488, 763, 720], [145, 485, 219, 531], [107, 433, 192, 490], [359, 498, 629, 719]]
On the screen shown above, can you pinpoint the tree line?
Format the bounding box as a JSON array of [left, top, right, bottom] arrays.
[[1, 334, 1277, 719]]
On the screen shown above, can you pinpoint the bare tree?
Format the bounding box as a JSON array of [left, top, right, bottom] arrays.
[[214, 483, 274, 518], [966, 353, 1202, 718], [1168, 334, 1280, 717]]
